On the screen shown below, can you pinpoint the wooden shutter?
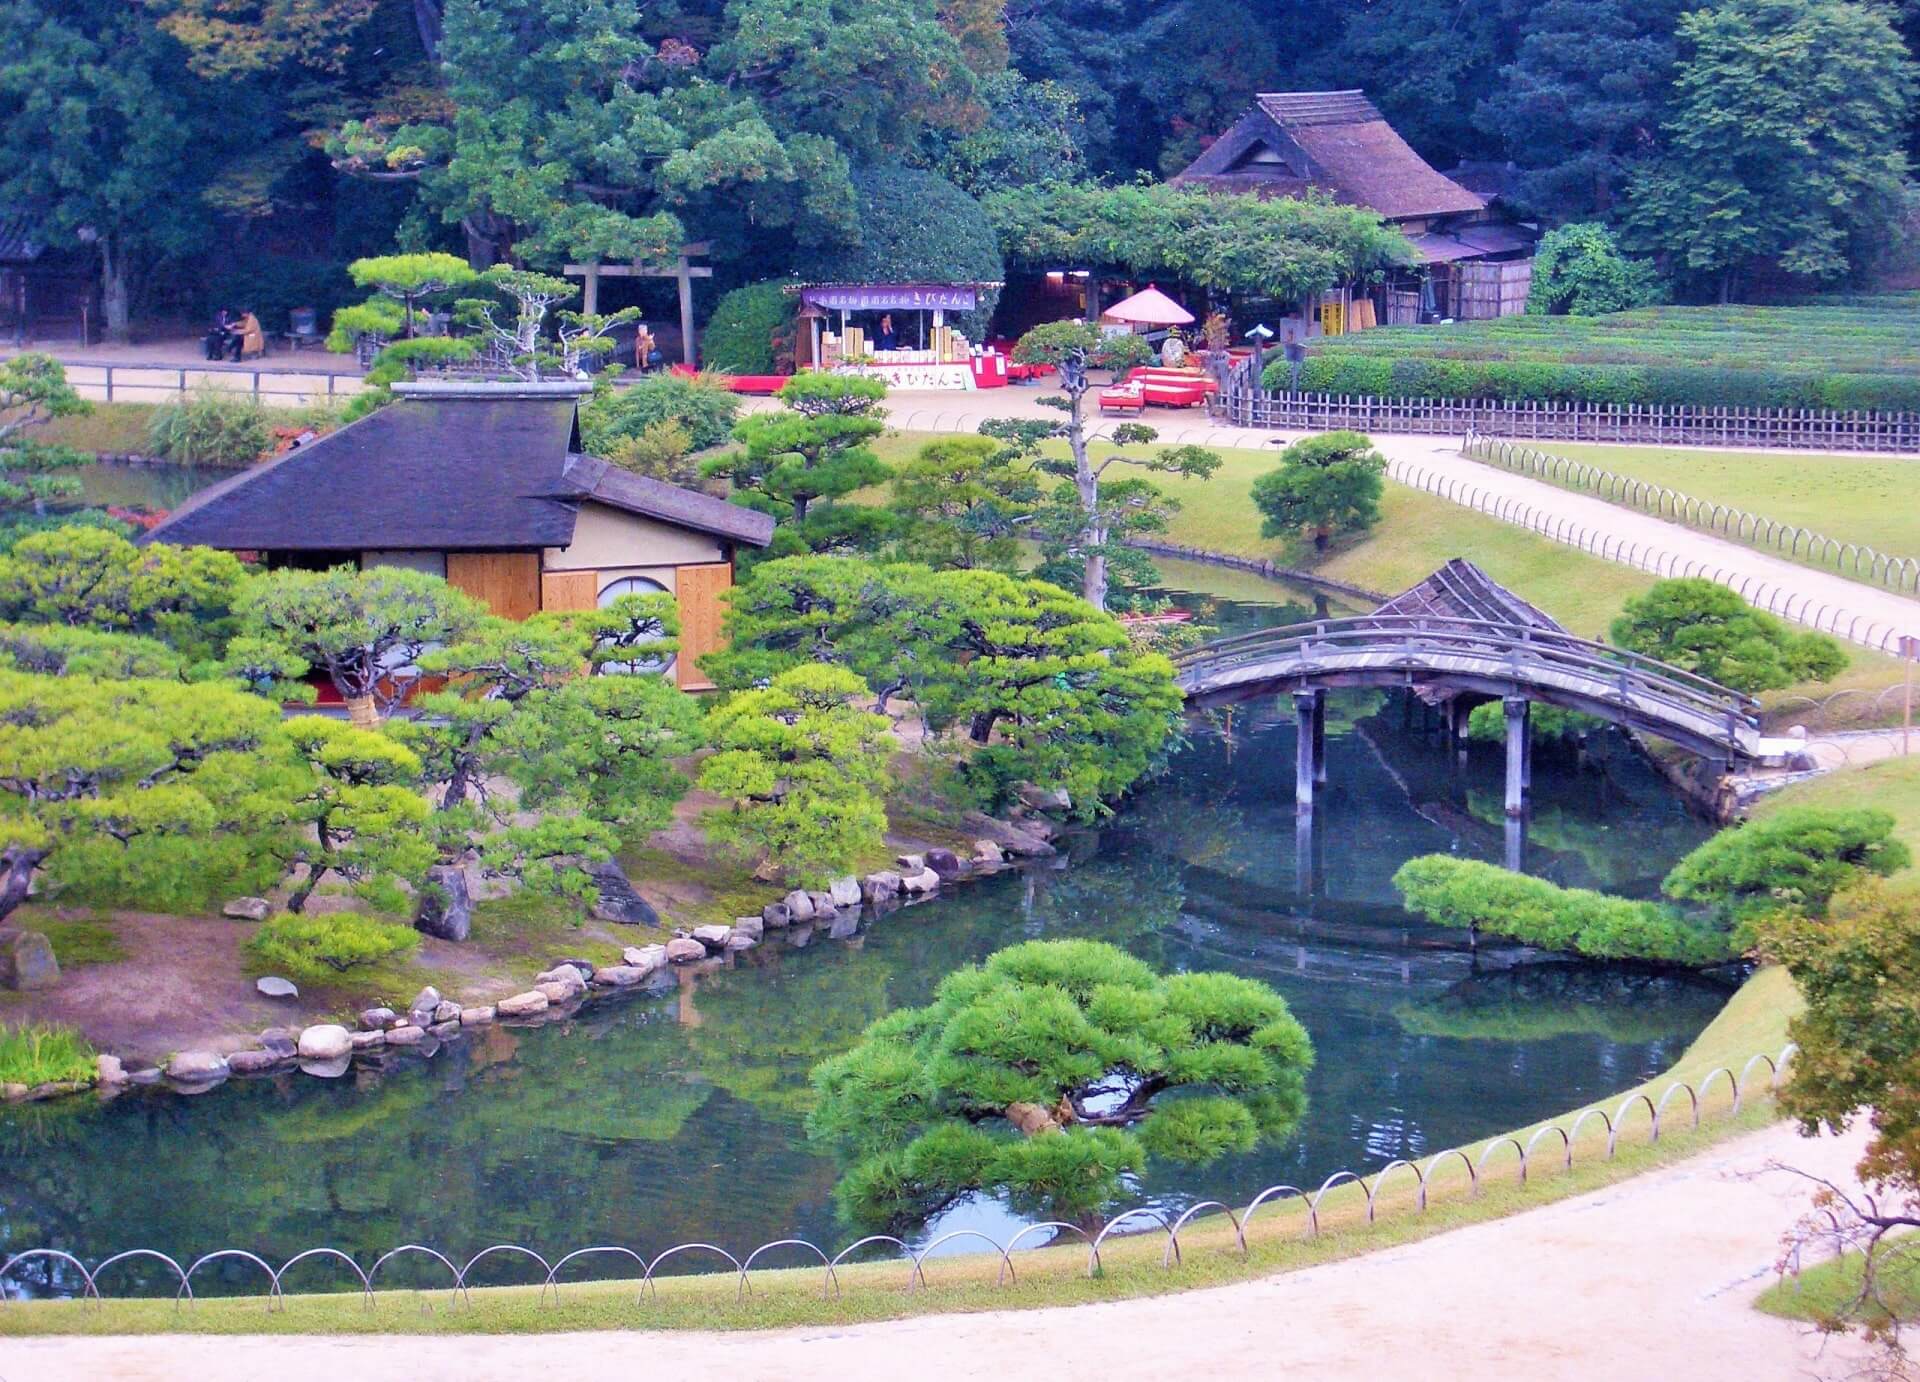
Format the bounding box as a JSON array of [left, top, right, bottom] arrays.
[[446, 552, 541, 620], [673, 562, 732, 691], [540, 569, 599, 612]]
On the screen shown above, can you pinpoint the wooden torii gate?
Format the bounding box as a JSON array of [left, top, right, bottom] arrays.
[[563, 242, 712, 367]]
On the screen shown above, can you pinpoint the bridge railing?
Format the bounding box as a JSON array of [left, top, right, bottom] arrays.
[[1174, 616, 1761, 744]]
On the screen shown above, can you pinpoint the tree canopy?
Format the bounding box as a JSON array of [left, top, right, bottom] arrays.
[[1249, 430, 1386, 551], [807, 938, 1313, 1227], [1609, 578, 1847, 694]]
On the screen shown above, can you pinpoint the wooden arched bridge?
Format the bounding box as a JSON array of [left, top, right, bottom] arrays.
[[1172, 562, 1762, 816]]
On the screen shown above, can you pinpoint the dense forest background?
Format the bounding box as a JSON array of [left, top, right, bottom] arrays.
[[1, 0, 1914, 338]]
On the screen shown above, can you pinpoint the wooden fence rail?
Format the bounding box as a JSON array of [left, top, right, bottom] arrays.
[[1215, 381, 1920, 454], [49, 360, 367, 408]]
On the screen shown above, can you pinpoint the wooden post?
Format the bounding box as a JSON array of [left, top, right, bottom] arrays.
[[1293, 690, 1318, 812], [1904, 636, 1917, 755], [1504, 813, 1525, 873], [1503, 696, 1529, 818], [1312, 689, 1327, 785], [1448, 697, 1469, 765], [581, 262, 600, 316], [1295, 807, 1315, 898], [677, 252, 696, 367]]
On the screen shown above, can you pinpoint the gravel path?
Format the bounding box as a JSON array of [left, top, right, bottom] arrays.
[[5, 1118, 1876, 1381], [849, 390, 1920, 652]]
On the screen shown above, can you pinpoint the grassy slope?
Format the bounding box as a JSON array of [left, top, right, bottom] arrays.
[[1755, 1236, 1920, 1325], [1752, 753, 1920, 858], [0, 967, 1799, 1336]]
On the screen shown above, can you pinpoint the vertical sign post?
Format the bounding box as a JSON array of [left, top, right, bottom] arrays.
[[1903, 635, 1918, 756]]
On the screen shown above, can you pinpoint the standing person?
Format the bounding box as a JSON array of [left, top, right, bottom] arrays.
[[633, 323, 655, 373], [875, 313, 899, 351], [204, 307, 235, 361]]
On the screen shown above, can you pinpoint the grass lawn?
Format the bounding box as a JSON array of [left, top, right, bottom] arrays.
[[1752, 752, 1920, 858], [0, 965, 1800, 1335], [34, 916, 128, 968], [37, 402, 160, 456], [1756, 1234, 1920, 1328], [1469, 439, 1920, 585]]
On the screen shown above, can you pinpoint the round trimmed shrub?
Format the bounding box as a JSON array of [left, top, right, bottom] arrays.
[[792, 166, 1004, 341], [580, 372, 742, 454], [703, 281, 797, 375]]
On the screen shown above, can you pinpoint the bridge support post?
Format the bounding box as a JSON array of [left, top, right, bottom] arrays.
[[1504, 813, 1526, 872], [1295, 808, 1315, 897], [1293, 690, 1319, 811], [1312, 689, 1327, 785], [1503, 696, 1530, 818], [1448, 697, 1469, 764]]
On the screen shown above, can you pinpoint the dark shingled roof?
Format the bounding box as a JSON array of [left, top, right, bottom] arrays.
[[145, 390, 773, 551], [1173, 90, 1485, 222], [1369, 559, 1564, 632]]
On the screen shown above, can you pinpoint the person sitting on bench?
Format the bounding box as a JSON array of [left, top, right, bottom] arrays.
[[203, 307, 238, 361]]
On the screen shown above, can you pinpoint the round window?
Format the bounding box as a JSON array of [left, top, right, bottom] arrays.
[[596, 576, 675, 675]]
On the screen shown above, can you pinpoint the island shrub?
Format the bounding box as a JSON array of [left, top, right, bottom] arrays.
[[246, 913, 421, 985], [0, 1023, 97, 1087], [1610, 578, 1846, 693], [1249, 430, 1385, 551], [701, 281, 796, 375], [1527, 223, 1664, 317], [145, 388, 275, 466], [580, 371, 740, 455], [1465, 701, 1604, 745], [807, 938, 1313, 1228], [1663, 806, 1909, 933]]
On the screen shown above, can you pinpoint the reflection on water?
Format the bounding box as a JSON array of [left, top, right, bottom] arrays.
[[0, 565, 1731, 1296], [71, 461, 233, 514]]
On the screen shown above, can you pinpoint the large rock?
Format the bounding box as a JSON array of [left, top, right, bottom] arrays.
[[962, 811, 1057, 857], [297, 1025, 352, 1061], [350, 1030, 387, 1051], [258, 1029, 298, 1059], [0, 930, 58, 991], [973, 839, 1005, 865], [923, 848, 965, 880], [827, 876, 862, 909], [359, 1007, 397, 1031], [690, 924, 733, 952], [226, 1049, 283, 1075], [408, 986, 442, 1024], [807, 891, 837, 916], [460, 1006, 495, 1026], [783, 889, 816, 922], [761, 902, 792, 929], [664, 936, 706, 964], [256, 976, 299, 999], [222, 896, 272, 922], [431, 999, 461, 1024], [862, 871, 902, 902], [496, 991, 550, 1018], [534, 966, 587, 998], [1016, 783, 1071, 815], [724, 931, 758, 952], [900, 868, 941, 896], [536, 980, 580, 1005], [590, 964, 649, 988], [167, 1050, 229, 1083], [733, 915, 765, 942], [414, 864, 473, 942], [385, 1024, 427, 1045], [96, 1054, 126, 1086], [895, 854, 925, 875], [427, 1019, 462, 1040], [622, 944, 666, 972], [587, 859, 659, 926], [551, 957, 597, 981]]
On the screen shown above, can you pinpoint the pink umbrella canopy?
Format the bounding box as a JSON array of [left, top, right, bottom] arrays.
[[1101, 283, 1195, 327]]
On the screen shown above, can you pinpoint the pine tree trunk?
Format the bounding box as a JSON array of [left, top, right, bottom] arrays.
[[100, 238, 131, 345], [1067, 382, 1107, 611], [346, 694, 380, 729], [0, 846, 46, 926]]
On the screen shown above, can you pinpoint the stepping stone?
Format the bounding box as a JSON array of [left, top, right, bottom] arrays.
[[256, 976, 299, 999]]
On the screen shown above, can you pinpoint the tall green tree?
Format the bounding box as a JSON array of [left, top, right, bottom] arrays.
[[807, 938, 1313, 1228], [1625, 0, 1916, 298], [886, 435, 1040, 574], [1609, 579, 1847, 694], [0, 0, 232, 340], [278, 717, 435, 914], [1249, 430, 1386, 552], [1476, 0, 1684, 216]]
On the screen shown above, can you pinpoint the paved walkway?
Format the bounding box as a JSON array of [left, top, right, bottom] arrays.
[[853, 390, 1920, 654], [5, 1118, 1874, 1381]]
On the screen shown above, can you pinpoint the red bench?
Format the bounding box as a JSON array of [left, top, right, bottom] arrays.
[[1123, 368, 1218, 408], [1099, 383, 1146, 414]]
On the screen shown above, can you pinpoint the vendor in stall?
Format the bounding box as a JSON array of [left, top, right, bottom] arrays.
[[875, 313, 899, 352]]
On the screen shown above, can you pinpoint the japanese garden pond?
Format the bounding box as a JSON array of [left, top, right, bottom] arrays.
[[0, 556, 1733, 1295]]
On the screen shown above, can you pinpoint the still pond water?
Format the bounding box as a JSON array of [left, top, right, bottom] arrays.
[[0, 520, 1732, 1292]]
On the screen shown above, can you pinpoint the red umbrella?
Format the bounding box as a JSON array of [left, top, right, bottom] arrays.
[[1101, 283, 1195, 327]]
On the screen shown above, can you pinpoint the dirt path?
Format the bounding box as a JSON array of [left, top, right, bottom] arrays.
[[6, 1118, 1878, 1381]]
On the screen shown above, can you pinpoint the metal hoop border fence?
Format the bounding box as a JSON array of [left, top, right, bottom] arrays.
[[1390, 452, 1908, 656], [0, 1044, 1797, 1315], [1462, 431, 1920, 598]]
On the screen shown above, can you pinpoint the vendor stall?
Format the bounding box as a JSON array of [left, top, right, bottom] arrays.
[[789, 281, 1005, 391]]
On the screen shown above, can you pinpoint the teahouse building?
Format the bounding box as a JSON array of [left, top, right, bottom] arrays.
[[1172, 90, 1536, 328], [142, 380, 773, 691]]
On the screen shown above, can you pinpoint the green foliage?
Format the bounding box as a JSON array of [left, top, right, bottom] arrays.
[[1249, 430, 1386, 550], [1610, 578, 1847, 694], [704, 557, 1184, 819], [0, 669, 292, 924], [1266, 296, 1920, 411], [239, 565, 485, 710], [1763, 881, 1920, 1201], [581, 372, 741, 455], [886, 435, 1040, 573], [245, 912, 421, 985], [0, 354, 89, 516], [708, 372, 891, 556], [1464, 700, 1603, 745], [0, 526, 249, 663], [602, 421, 696, 485], [0, 1023, 97, 1087], [986, 181, 1411, 302], [1391, 855, 1734, 965], [700, 282, 797, 375], [807, 939, 1312, 1228], [0, 621, 185, 681], [1624, 0, 1916, 292], [1527, 224, 1664, 317], [793, 166, 1003, 338], [344, 252, 477, 335], [279, 717, 435, 914], [144, 388, 274, 466], [697, 664, 894, 885], [933, 71, 1088, 199], [1663, 806, 1909, 934]]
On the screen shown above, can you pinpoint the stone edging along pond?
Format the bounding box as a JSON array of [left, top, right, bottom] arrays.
[[7, 814, 1063, 1106]]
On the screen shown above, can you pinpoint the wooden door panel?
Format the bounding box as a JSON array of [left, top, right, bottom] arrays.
[[446, 552, 541, 620], [674, 562, 731, 691], [540, 569, 599, 613]]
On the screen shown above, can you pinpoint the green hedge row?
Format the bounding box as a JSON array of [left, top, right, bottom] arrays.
[[1263, 354, 1920, 411]]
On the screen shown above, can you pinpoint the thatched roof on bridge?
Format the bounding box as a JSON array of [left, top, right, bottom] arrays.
[[1368, 560, 1564, 632]]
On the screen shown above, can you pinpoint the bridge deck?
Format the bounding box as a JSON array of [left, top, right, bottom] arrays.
[[1175, 615, 1762, 761]]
